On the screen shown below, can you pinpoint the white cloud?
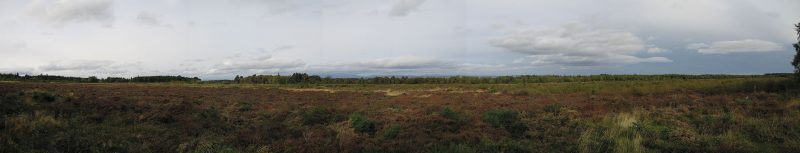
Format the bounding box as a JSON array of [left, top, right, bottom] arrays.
[[389, 0, 426, 17], [688, 39, 784, 54], [490, 23, 670, 66], [26, 0, 114, 25]]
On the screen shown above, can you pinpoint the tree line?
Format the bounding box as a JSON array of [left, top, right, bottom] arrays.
[[0, 73, 200, 83], [230, 73, 778, 84]]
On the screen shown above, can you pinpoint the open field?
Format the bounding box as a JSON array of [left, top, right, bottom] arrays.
[[2, 77, 800, 152]]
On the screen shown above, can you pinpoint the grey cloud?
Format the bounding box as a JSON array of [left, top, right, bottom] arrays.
[[26, 0, 114, 25], [274, 45, 294, 51], [347, 56, 452, 69], [305, 57, 511, 75], [389, 0, 426, 17], [1, 41, 26, 50], [12, 41, 26, 49], [257, 45, 294, 53], [0, 67, 34, 75], [136, 12, 162, 26], [490, 23, 671, 66], [646, 47, 668, 53], [236, 0, 303, 15], [688, 39, 784, 54], [456, 63, 509, 71]]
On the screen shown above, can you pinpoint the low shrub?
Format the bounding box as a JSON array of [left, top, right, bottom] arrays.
[[481, 109, 527, 136], [441, 107, 462, 121], [350, 112, 376, 134]]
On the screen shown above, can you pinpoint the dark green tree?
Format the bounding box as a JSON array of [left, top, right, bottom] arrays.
[[793, 22, 800, 80]]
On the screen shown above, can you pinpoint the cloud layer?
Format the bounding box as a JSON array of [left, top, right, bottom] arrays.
[[490, 23, 671, 66], [37, 60, 140, 76], [26, 0, 114, 25], [389, 0, 427, 17], [213, 55, 305, 72], [688, 39, 784, 54]]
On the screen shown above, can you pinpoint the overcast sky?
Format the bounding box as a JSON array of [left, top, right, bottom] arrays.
[[1, 0, 799, 79]]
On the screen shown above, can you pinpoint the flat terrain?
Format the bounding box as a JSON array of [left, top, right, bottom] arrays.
[[1, 78, 799, 152]]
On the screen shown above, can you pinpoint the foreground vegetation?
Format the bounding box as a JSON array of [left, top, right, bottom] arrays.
[[1, 76, 799, 152]]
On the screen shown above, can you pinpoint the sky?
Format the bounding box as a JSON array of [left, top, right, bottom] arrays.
[[0, 0, 799, 79]]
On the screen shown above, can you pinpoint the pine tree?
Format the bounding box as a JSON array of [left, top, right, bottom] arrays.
[[792, 22, 800, 80]]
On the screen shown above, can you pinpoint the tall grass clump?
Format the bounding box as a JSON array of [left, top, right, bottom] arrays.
[[382, 124, 401, 139], [579, 113, 647, 153], [544, 103, 563, 114]]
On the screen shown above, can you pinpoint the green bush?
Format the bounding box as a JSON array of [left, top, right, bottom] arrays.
[[197, 107, 224, 131], [481, 109, 527, 136], [441, 107, 464, 122], [237, 102, 252, 111], [1, 91, 29, 116], [30, 90, 56, 103], [198, 108, 221, 121], [301, 107, 333, 125], [350, 112, 376, 134], [435, 107, 468, 132]]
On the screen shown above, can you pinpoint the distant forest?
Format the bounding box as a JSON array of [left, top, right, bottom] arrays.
[[0, 72, 790, 84]]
